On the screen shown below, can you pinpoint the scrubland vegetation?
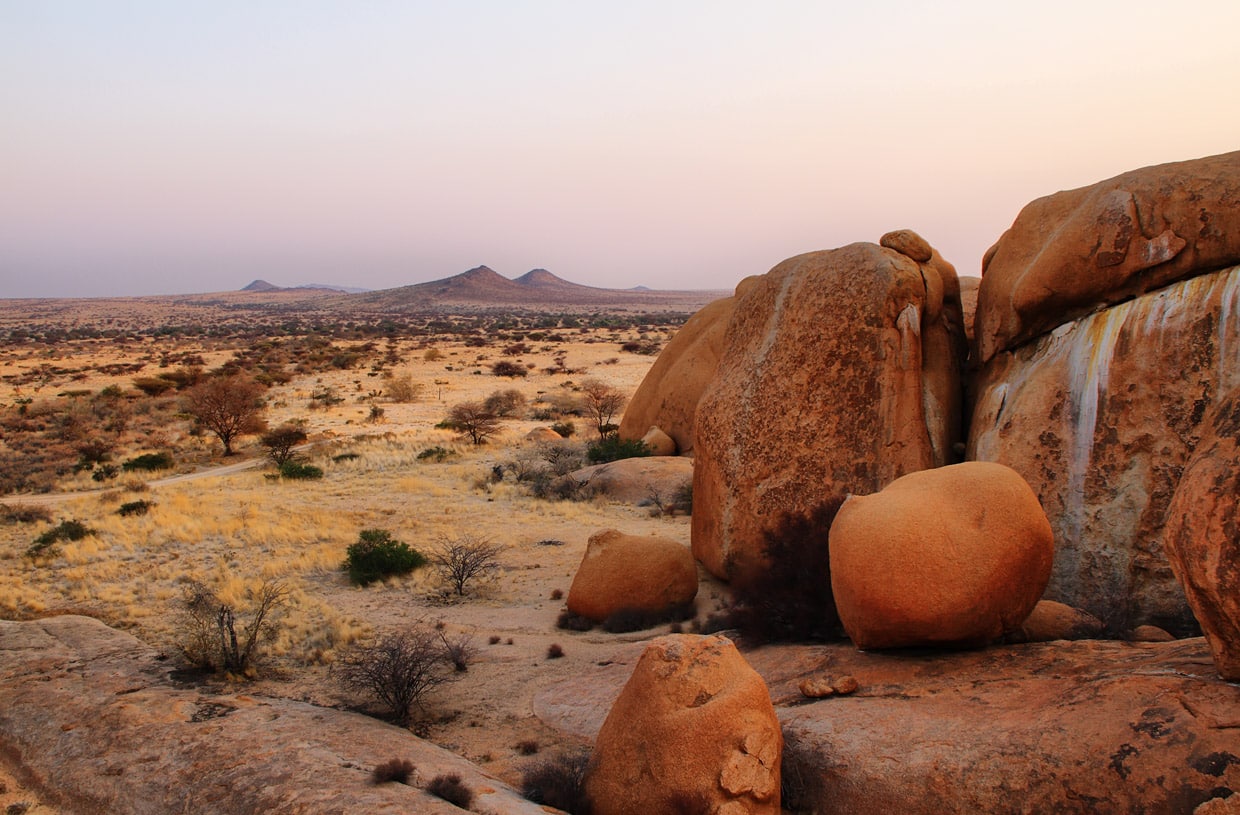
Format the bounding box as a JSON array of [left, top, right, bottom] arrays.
[[0, 300, 716, 794]]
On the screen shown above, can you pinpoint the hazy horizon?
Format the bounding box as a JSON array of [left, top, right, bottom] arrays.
[[3, 1, 1239, 299]]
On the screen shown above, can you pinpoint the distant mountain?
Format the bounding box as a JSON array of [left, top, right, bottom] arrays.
[[240, 280, 367, 294]]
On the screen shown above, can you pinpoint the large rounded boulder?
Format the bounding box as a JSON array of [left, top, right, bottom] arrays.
[[693, 236, 966, 581], [829, 462, 1053, 649], [1162, 391, 1240, 680], [566, 529, 697, 623], [586, 634, 782, 814]]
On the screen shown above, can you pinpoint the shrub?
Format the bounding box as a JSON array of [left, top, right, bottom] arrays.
[[132, 376, 176, 396], [27, 519, 93, 556], [441, 631, 475, 672], [585, 437, 650, 464], [91, 463, 119, 482], [333, 625, 459, 725], [430, 535, 503, 596], [279, 461, 323, 480], [483, 388, 527, 417], [332, 452, 360, 463], [439, 402, 502, 445], [1, 504, 53, 525], [730, 498, 847, 644], [122, 452, 174, 471], [417, 446, 455, 462], [488, 635, 502, 645], [178, 578, 290, 676], [600, 601, 696, 634], [117, 500, 153, 517], [427, 773, 474, 808], [260, 424, 307, 466], [556, 610, 594, 632], [550, 588, 564, 601], [521, 751, 593, 814], [371, 758, 415, 785], [546, 643, 565, 659], [516, 739, 540, 756], [491, 360, 527, 378], [550, 421, 576, 438], [344, 529, 427, 586]]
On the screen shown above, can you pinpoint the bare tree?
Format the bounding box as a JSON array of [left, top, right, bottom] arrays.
[[259, 424, 307, 466], [179, 578, 290, 676], [440, 401, 502, 445], [183, 374, 267, 455], [580, 379, 627, 439], [431, 535, 504, 596], [333, 625, 461, 725]]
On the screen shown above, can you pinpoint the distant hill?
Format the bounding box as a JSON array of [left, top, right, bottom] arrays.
[[345, 266, 723, 311], [240, 280, 367, 294]]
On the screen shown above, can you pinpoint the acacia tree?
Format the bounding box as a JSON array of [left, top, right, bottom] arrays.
[[440, 401, 502, 445], [183, 374, 268, 456], [432, 535, 504, 596], [580, 379, 627, 439], [260, 424, 308, 466]]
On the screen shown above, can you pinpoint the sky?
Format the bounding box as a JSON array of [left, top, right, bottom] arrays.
[[2, 1, 1239, 299]]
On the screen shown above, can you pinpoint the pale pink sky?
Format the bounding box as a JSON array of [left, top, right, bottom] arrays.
[[3, 1, 1239, 298]]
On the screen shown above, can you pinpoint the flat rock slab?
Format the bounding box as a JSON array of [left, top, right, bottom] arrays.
[[536, 636, 1240, 814], [0, 616, 547, 815]]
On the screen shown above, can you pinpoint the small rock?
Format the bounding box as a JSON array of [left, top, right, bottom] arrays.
[[1130, 625, 1175, 642], [798, 677, 836, 698], [640, 425, 676, 456], [1195, 795, 1240, 814], [832, 675, 859, 695]]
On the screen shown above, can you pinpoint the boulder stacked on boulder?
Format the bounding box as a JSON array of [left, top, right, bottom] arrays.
[[829, 462, 1053, 649], [1162, 391, 1240, 680], [969, 152, 1240, 634], [566, 529, 698, 623], [692, 234, 966, 581], [586, 634, 782, 815]]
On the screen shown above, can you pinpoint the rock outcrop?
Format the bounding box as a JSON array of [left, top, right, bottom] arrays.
[[975, 151, 1240, 363], [1163, 390, 1240, 679], [618, 286, 747, 454], [693, 235, 966, 580], [0, 616, 546, 815], [970, 262, 1240, 633], [566, 529, 698, 623], [566, 455, 693, 506], [585, 635, 782, 815], [829, 462, 1053, 649], [538, 637, 1240, 815]]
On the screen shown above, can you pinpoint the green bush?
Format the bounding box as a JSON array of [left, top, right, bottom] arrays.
[[344, 529, 427, 586], [123, 452, 174, 472], [586, 437, 650, 464], [118, 500, 153, 517], [417, 446, 455, 462], [27, 519, 93, 557], [279, 461, 324, 480]]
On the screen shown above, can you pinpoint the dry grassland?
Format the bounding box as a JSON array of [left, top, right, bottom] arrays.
[[0, 318, 727, 799]]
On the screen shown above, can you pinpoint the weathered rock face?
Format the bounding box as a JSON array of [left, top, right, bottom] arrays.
[[829, 462, 1053, 649], [1163, 390, 1240, 679], [969, 264, 1240, 633], [566, 529, 698, 623], [975, 151, 1240, 363], [693, 236, 966, 580], [618, 285, 746, 454], [538, 638, 1240, 815], [0, 616, 546, 815], [585, 635, 782, 815]]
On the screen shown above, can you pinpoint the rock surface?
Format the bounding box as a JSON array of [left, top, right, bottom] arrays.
[[566, 529, 698, 623], [639, 425, 676, 456], [829, 462, 1053, 649], [693, 237, 965, 580], [585, 635, 782, 815], [618, 287, 744, 454], [537, 637, 1240, 815], [567, 455, 693, 506], [1163, 390, 1240, 679], [976, 151, 1240, 363], [969, 264, 1240, 633], [0, 616, 546, 815]]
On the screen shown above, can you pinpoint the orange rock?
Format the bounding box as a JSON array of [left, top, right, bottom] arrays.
[[639, 425, 676, 456], [1130, 625, 1175, 643], [523, 427, 562, 443], [976, 151, 1240, 363], [693, 238, 965, 581], [1013, 600, 1104, 643], [566, 529, 697, 623], [1163, 390, 1240, 679], [829, 462, 1053, 649], [969, 263, 1240, 633], [618, 287, 744, 454], [586, 635, 782, 815]]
